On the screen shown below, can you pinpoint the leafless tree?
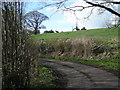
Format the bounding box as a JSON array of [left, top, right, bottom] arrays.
[[2, 2, 39, 88], [39, 0, 120, 18], [24, 11, 49, 34], [103, 15, 120, 28], [84, 0, 120, 17], [72, 24, 80, 31]]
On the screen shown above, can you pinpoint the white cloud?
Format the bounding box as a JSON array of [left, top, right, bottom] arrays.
[[45, 0, 115, 31], [60, 1, 102, 28], [64, 11, 76, 23], [46, 7, 57, 11], [58, 0, 114, 29]]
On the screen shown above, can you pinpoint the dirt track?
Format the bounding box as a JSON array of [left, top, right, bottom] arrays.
[[40, 58, 118, 88]]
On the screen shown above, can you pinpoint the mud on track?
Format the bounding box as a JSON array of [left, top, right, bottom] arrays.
[[40, 58, 119, 89]]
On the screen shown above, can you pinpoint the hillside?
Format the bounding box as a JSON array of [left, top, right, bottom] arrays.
[[31, 27, 119, 40], [31, 27, 119, 70]]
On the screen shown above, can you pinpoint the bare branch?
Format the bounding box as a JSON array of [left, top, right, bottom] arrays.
[[84, 7, 95, 19], [84, 0, 120, 17], [106, 2, 120, 4], [37, 0, 120, 20]]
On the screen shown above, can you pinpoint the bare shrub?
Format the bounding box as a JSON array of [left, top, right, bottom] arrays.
[[2, 2, 39, 88], [71, 38, 92, 58], [39, 38, 93, 58], [38, 37, 114, 60]]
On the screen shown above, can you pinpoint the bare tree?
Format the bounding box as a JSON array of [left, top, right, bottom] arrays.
[[40, 0, 120, 17], [72, 24, 80, 31], [2, 2, 39, 88], [2, 2, 30, 88], [104, 16, 120, 28], [24, 11, 49, 34], [84, 0, 120, 17]]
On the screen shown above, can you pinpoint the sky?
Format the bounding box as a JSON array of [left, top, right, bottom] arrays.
[[24, 0, 119, 33]]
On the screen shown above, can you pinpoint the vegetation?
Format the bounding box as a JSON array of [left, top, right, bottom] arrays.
[[24, 11, 49, 34], [31, 27, 119, 72], [2, 2, 36, 88], [44, 30, 55, 33], [2, 2, 64, 89], [31, 27, 118, 40], [2, 0, 119, 88], [29, 59, 56, 88], [30, 65, 56, 88], [31, 27, 119, 61], [2, 2, 44, 88]]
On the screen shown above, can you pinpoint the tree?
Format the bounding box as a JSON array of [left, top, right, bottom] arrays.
[[24, 11, 49, 34], [2, 2, 40, 88], [55, 30, 59, 33], [2, 2, 31, 88], [44, 30, 55, 33], [40, 0, 120, 17], [72, 24, 80, 31], [81, 27, 86, 30], [84, 0, 120, 17], [104, 15, 120, 28]]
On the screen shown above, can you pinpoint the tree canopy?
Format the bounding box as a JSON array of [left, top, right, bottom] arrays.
[[24, 11, 49, 34]]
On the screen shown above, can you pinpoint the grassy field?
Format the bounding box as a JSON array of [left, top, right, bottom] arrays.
[[31, 27, 119, 71], [31, 27, 119, 40]]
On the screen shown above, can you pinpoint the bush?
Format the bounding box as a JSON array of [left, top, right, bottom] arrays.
[[38, 38, 115, 60]]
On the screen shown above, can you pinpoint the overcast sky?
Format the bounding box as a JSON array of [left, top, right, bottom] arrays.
[[25, 0, 119, 33]]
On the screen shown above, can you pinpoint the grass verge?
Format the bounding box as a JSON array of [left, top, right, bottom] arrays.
[[39, 56, 119, 71], [30, 66, 56, 88]]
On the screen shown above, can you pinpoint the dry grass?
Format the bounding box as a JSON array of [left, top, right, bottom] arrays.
[[37, 37, 114, 60]]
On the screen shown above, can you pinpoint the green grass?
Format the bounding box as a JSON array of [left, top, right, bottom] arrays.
[[30, 66, 56, 88], [39, 56, 119, 70], [31, 27, 119, 40], [32, 27, 119, 70]]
